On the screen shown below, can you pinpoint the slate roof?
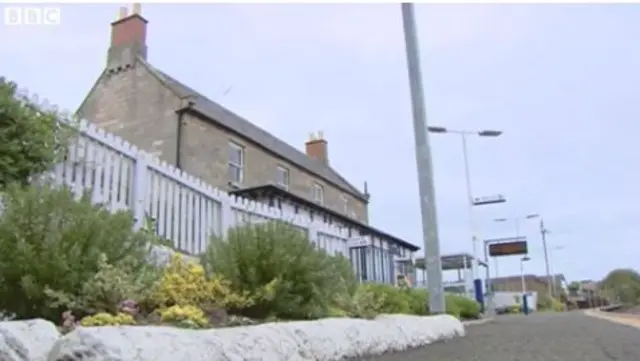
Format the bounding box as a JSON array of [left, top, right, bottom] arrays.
[[141, 58, 368, 201]]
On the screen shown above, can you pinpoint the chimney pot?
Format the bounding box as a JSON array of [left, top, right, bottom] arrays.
[[108, 4, 148, 65], [132, 3, 141, 14], [305, 132, 329, 165]]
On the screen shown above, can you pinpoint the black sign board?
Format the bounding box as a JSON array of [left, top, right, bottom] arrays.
[[489, 241, 528, 257]]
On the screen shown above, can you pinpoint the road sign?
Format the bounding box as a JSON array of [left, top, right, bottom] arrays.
[[472, 194, 506, 206], [488, 240, 528, 257]]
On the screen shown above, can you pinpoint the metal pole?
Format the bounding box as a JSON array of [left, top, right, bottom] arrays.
[[520, 260, 526, 293], [540, 219, 553, 299], [400, 2, 445, 314], [460, 133, 483, 306], [483, 240, 493, 316]]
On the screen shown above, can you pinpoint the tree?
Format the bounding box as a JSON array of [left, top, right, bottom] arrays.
[[0, 77, 73, 188], [599, 269, 640, 305]]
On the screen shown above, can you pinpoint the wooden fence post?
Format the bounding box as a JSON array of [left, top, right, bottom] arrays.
[[131, 150, 149, 231]]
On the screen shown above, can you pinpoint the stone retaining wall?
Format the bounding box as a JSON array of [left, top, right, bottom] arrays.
[[0, 314, 465, 361]]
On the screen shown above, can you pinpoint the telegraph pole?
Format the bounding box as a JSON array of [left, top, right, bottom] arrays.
[[400, 2, 445, 314], [540, 219, 553, 299]]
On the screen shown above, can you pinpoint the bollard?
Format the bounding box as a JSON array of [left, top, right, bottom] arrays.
[[522, 293, 530, 315]]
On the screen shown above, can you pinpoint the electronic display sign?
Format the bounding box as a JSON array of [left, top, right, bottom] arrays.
[[488, 241, 528, 257]]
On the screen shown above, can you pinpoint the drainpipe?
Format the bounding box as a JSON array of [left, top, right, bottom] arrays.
[[175, 99, 195, 169]]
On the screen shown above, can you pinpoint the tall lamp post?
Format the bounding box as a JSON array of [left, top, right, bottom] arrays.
[[427, 126, 502, 306], [400, 3, 446, 314]]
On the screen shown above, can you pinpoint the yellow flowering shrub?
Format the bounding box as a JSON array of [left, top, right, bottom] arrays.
[[152, 254, 252, 310], [80, 312, 136, 326], [159, 305, 208, 328]]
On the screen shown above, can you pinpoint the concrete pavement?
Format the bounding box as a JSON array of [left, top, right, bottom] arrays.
[[367, 311, 640, 361]]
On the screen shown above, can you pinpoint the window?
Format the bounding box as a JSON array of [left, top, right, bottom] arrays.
[[276, 166, 289, 190], [312, 183, 324, 204], [228, 142, 244, 184], [341, 195, 349, 213]]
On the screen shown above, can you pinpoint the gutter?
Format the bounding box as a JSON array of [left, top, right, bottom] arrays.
[[175, 99, 195, 169]]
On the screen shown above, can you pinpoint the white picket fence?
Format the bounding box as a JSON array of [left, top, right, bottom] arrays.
[[50, 119, 352, 257]]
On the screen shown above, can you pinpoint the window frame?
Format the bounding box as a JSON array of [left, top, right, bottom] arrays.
[[276, 165, 290, 190], [312, 183, 324, 205], [228, 141, 244, 184], [341, 194, 349, 213]]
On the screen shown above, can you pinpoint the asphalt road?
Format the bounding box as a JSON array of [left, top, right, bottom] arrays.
[[368, 311, 640, 361]]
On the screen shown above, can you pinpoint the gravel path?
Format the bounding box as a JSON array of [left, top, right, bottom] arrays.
[[368, 311, 640, 361]]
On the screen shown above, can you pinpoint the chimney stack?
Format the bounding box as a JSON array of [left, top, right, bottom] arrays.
[[108, 3, 148, 67], [305, 131, 329, 165]]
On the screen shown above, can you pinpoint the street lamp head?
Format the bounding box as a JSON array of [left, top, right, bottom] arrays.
[[493, 218, 508, 222], [521, 256, 531, 262], [525, 214, 540, 219], [427, 126, 448, 133], [478, 130, 502, 137]]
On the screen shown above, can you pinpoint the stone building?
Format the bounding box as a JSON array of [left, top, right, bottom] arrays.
[[77, 5, 419, 283]]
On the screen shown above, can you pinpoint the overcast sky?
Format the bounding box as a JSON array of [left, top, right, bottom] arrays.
[[2, 4, 639, 283]]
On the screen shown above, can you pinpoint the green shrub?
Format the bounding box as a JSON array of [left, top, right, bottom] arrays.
[[349, 283, 411, 318], [445, 294, 462, 317], [507, 305, 521, 314], [158, 305, 209, 328], [200, 221, 356, 320], [537, 295, 567, 312], [152, 253, 253, 311], [80, 312, 136, 327], [446, 294, 481, 319], [0, 184, 158, 321], [403, 288, 430, 316], [44, 252, 161, 317]]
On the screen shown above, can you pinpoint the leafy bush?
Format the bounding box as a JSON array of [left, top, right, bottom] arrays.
[[201, 221, 355, 320], [158, 305, 208, 329], [322, 253, 359, 312], [403, 288, 430, 316], [0, 77, 74, 188], [448, 294, 481, 319], [349, 283, 411, 318], [537, 295, 566, 312], [0, 184, 158, 321], [45, 253, 161, 317], [152, 254, 251, 311], [80, 312, 136, 327], [445, 295, 462, 318], [507, 305, 521, 314]]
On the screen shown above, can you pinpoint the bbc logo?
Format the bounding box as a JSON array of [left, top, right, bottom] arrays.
[[4, 7, 61, 26]]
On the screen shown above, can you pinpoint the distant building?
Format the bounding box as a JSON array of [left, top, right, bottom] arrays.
[[490, 273, 567, 299]]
